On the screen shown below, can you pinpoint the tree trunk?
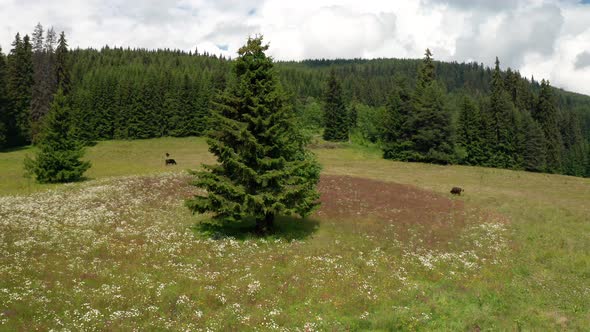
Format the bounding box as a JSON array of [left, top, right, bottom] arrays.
[[255, 212, 274, 234]]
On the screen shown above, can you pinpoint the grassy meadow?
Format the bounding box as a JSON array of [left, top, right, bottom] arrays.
[[1, 137, 589, 330]]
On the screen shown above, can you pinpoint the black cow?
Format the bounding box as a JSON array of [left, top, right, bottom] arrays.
[[450, 187, 463, 195], [165, 153, 177, 165]]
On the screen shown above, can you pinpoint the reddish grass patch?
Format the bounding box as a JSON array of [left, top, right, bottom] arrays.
[[317, 175, 471, 246], [318, 175, 464, 221], [137, 173, 495, 246]]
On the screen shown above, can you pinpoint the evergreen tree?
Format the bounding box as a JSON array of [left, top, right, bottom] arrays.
[[406, 49, 454, 164], [411, 81, 454, 163], [186, 36, 321, 233], [534, 80, 563, 173], [0, 47, 7, 148], [6, 33, 34, 145], [30, 23, 52, 141], [348, 102, 358, 130], [485, 57, 519, 168], [25, 89, 91, 183], [522, 112, 547, 172], [31, 24, 45, 118], [561, 111, 588, 177], [323, 70, 349, 141], [381, 79, 412, 160], [456, 96, 486, 165], [416, 48, 435, 93], [55, 32, 70, 94]]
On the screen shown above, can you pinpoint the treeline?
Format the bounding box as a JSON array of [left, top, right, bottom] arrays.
[[1, 23, 589, 178], [68, 47, 228, 141], [319, 53, 590, 177], [0, 23, 229, 146]]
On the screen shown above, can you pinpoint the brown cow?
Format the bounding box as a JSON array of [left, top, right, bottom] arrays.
[[450, 187, 463, 195]]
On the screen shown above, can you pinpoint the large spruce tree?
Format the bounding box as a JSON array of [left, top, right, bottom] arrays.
[[186, 36, 321, 233], [25, 89, 91, 183], [323, 70, 349, 141]]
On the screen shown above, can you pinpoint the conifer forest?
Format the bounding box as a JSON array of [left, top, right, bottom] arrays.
[[2, 24, 590, 177]]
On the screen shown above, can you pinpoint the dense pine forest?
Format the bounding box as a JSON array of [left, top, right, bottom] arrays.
[[1, 24, 589, 177]]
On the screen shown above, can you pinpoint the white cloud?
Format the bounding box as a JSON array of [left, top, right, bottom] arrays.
[[0, 0, 589, 95], [454, 4, 564, 68]]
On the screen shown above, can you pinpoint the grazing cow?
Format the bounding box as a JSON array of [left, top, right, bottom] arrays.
[[450, 187, 463, 195], [165, 153, 176, 166]]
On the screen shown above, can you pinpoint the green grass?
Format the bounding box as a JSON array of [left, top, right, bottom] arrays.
[[0, 137, 214, 195], [1, 137, 589, 330], [318, 144, 590, 330]]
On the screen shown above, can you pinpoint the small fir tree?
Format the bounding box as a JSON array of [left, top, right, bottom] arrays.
[[186, 36, 321, 233], [25, 89, 90, 183]]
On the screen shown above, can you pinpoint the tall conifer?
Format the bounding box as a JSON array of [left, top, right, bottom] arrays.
[[486, 57, 519, 168], [30, 23, 50, 141], [522, 112, 547, 172], [0, 47, 7, 148], [457, 96, 486, 165], [6, 33, 34, 145], [55, 32, 71, 94], [407, 49, 454, 163], [534, 80, 563, 173], [382, 79, 412, 160], [323, 70, 349, 141], [186, 36, 321, 233]]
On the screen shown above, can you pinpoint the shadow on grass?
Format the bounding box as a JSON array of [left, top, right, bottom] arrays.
[[0, 145, 30, 153], [192, 215, 320, 241]]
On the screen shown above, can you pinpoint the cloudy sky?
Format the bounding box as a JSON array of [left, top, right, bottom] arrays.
[[1, 0, 590, 95]]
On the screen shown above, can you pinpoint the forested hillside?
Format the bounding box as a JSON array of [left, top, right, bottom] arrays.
[[1, 24, 589, 177]]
